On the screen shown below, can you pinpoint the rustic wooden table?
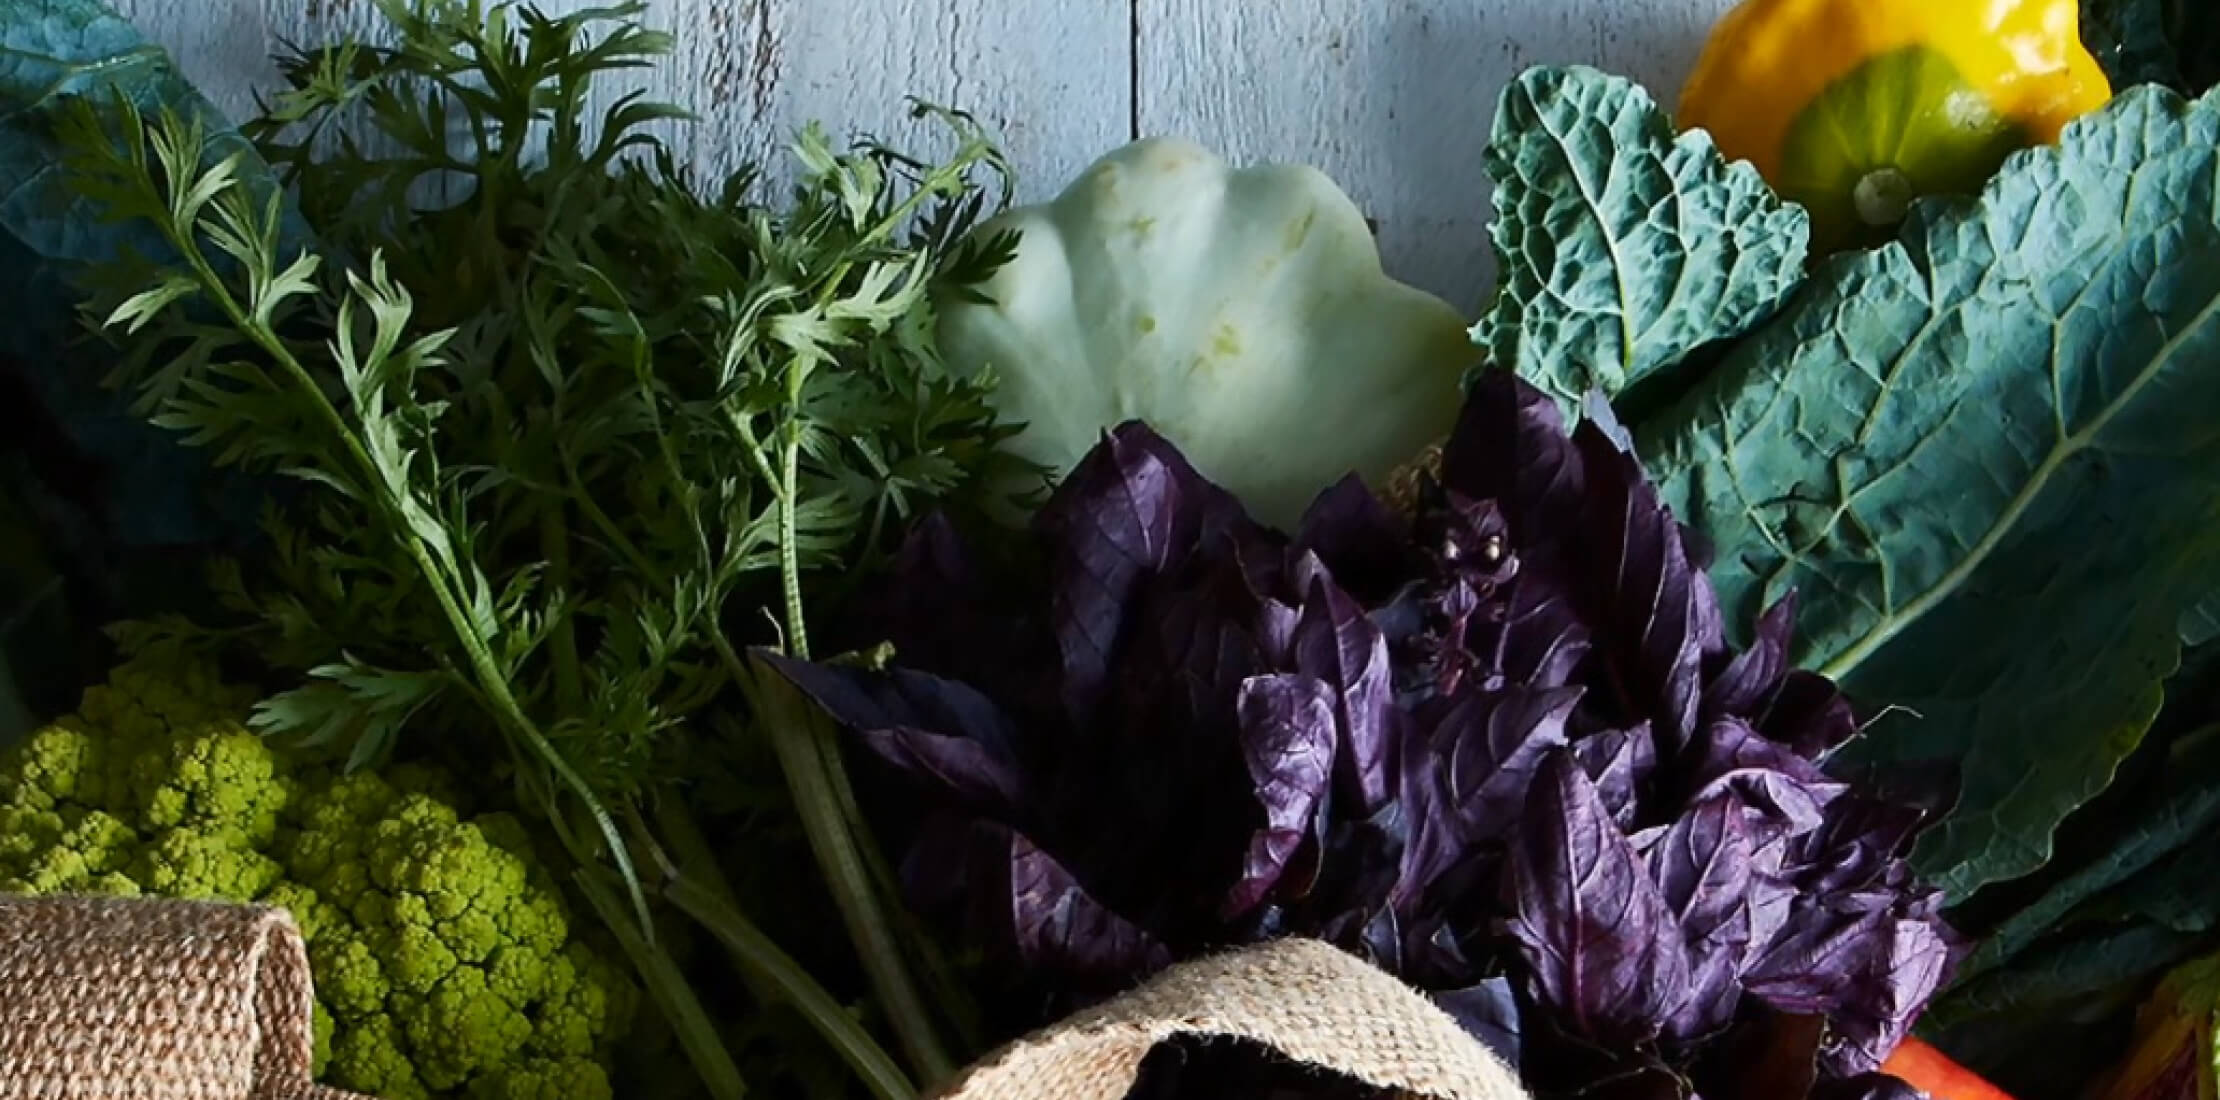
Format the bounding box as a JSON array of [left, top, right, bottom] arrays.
[[119, 0, 1739, 312]]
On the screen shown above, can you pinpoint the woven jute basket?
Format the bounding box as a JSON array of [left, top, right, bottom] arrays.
[[0, 894, 1526, 1100], [0, 895, 359, 1100]]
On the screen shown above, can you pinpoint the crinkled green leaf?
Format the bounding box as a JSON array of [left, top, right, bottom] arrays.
[[1639, 85, 2220, 900], [1473, 66, 1810, 410]]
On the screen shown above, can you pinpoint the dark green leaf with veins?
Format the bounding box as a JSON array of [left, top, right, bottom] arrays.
[[1473, 67, 1810, 412], [1639, 86, 2220, 899]]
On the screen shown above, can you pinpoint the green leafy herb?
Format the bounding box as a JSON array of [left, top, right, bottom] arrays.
[[1472, 66, 1809, 410], [1636, 85, 2220, 899], [59, 0, 1036, 1095]]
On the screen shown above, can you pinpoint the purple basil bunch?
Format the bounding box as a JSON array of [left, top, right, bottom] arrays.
[[770, 372, 1961, 1099]]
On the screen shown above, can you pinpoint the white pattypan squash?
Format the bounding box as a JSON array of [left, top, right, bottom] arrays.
[[936, 137, 1477, 527]]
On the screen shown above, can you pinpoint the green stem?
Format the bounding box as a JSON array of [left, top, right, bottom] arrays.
[[577, 868, 750, 1100], [807, 687, 983, 1051], [777, 427, 810, 660], [726, 640, 955, 1084], [665, 874, 917, 1100], [542, 503, 583, 711]]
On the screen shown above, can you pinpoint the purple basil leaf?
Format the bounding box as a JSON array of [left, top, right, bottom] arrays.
[[1646, 796, 1761, 1042], [1289, 561, 1399, 811], [1744, 868, 1798, 971], [764, 655, 1030, 815], [1757, 670, 1860, 759], [1037, 421, 1257, 725], [1685, 718, 1849, 845], [1816, 918, 1957, 1077], [1479, 573, 1594, 694], [1441, 369, 1586, 571], [1573, 725, 1658, 830], [1224, 673, 1339, 918], [1445, 373, 1720, 748], [1253, 596, 1303, 666], [1706, 593, 1798, 721], [856, 726, 1029, 817], [1437, 685, 1581, 839], [1394, 715, 1466, 904], [1115, 561, 1267, 748], [1671, 938, 1748, 1044], [1294, 474, 1421, 602], [1434, 978, 1525, 1068], [1504, 752, 1691, 1045], [1647, 794, 1755, 942], [1785, 795, 1929, 896], [1570, 419, 1719, 748], [1743, 903, 1955, 1076], [1740, 909, 1880, 1017], [1005, 830, 1171, 985]]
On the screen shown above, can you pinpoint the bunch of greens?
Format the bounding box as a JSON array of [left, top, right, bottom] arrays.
[[19, 0, 1043, 1095], [1465, 46, 2220, 1100]]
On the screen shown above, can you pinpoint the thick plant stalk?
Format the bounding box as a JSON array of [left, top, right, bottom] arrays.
[[576, 870, 750, 1100], [717, 366, 958, 1084], [728, 642, 957, 1084], [665, 874, 919, 1100]]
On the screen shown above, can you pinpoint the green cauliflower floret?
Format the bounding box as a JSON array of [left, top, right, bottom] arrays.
[[0, 720, 110, 810], [0, 802, 141, 895], [0, 659, 635, 1098], [278, 765, 625, 1096], [464, 1057, 614, 1100], [129, 828, 286, 900], [326, 1013, 433, 1100], [128, 720, 290, 846]]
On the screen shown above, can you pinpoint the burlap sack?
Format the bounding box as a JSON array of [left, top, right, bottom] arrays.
[[0, 896, 1527, 1100], [0, 894, 361, 1100], [931, 936, 1529, 1100]]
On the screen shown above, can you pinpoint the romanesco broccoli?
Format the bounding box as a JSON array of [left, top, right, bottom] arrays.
[[0, 658, 637, 1099]]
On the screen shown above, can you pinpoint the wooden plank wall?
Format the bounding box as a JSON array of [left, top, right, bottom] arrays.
[[116, 0, 1739, 312]]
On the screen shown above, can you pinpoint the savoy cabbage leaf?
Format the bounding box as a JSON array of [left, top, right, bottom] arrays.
[[1472, 66, 1810, 411], [1639, 84, 2220, 900]]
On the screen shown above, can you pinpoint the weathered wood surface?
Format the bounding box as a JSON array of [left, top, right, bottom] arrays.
[[116, 0, 1739, 311]]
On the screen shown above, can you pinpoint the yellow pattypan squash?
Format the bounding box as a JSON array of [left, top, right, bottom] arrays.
[[1678, 0, 2112, 252]]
